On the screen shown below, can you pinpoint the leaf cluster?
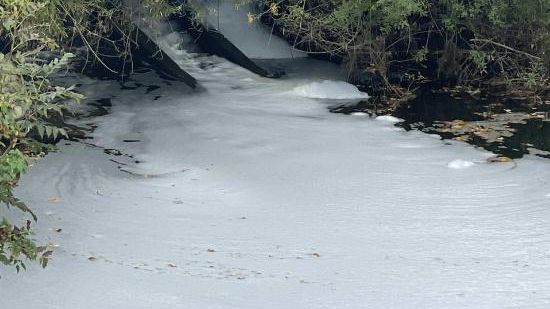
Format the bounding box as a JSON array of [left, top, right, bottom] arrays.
[[254, 0, 548, 90], [0, 0, 179, 273]]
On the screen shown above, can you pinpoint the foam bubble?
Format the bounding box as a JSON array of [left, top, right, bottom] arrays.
[[292, 80, 369, 99], [447, 159, 475, 169]]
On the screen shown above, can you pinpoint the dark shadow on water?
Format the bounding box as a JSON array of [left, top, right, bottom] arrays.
[[393, 93, 487, 123], [330, 91, 550, 159], [499, 119, 550, 158]]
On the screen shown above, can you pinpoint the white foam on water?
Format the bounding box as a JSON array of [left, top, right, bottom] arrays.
[[292, 80, 369, 99], [447, 159, 476, 169], [375, 115, 404, 123], [2, 12, 550, 309], [194, 0, 306, 59]]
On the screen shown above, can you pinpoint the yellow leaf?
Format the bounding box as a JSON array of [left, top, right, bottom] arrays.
[[487, 156, 513, 163], [497, 156, 513, 162], [269, 3, 279, 16]]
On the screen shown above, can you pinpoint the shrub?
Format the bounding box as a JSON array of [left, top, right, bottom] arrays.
[[0, 0, 177, 273], [253, 0, 549, 93]]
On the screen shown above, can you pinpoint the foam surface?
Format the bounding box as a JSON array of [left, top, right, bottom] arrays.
[[2, 12, 550, 309]]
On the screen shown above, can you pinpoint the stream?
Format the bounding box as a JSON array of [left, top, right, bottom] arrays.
[[1, 9, 550, 309]]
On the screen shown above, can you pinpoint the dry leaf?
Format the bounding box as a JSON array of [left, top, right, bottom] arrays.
[[246, 12, 254, 24], [487, 156, 513, 163]]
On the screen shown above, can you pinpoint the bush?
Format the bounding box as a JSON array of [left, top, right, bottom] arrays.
[[1, 0, 81, 272], [0, 0, 178, 273], [254, 0, 549, 93]]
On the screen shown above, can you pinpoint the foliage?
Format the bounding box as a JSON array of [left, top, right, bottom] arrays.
[[0, 218, 52, 273], [252, 0, 549, 93], [0, 0, 77, 272], [0, 0, 178, 273]]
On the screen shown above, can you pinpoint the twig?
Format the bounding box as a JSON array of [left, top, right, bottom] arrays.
[[470, 38, 542, 61]]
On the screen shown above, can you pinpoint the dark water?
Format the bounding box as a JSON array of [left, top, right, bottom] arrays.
[[331, 92, 550, 159]]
